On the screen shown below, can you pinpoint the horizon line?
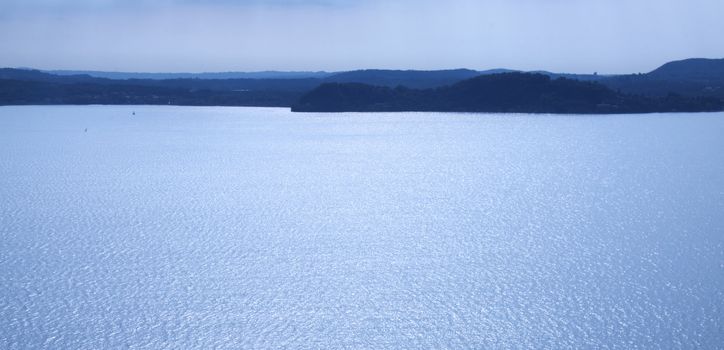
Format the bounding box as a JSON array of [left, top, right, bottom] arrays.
[[4, 57, 722, 77]]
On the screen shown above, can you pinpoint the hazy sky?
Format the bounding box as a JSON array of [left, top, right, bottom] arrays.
[[1, 0, 723, 73]]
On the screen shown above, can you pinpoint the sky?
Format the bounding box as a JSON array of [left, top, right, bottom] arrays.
[[1, 0, 723, 74]]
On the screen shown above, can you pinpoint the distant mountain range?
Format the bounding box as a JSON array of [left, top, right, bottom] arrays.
[[36, 67, 515, 84], [44, 70, 334, 80], [1, 58, 723, 112]]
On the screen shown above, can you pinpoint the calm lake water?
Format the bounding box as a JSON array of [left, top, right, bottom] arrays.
[[1, 105, 723, 349]]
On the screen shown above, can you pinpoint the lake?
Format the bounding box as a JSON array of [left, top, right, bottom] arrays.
[[1, 105, 722, 348]]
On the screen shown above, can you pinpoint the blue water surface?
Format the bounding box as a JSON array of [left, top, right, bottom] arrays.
[[1, 106, 722, 348]]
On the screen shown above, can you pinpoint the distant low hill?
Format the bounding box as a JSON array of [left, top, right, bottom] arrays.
[[0, 68, 322, 91], [0, 68, 321, 106], [0, 68, 100, 84], [647, 58, 724, 81], [601, 58, 724, 98], [292, 73, 723, 114]]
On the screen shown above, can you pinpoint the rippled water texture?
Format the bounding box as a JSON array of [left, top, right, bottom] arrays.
[[1, 106, 723, 348]]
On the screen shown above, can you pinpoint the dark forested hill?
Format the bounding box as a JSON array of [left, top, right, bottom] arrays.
[[292, 73, 724, 113], [0, 79, 306, 106]]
